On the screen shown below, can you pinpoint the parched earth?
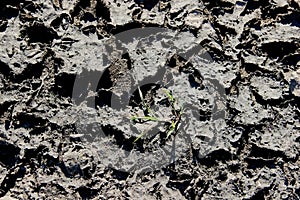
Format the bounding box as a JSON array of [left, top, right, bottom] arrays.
[[0, 0, 299, 199]]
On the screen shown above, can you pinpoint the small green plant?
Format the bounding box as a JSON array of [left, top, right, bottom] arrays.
[[131, 87, 183, 142]]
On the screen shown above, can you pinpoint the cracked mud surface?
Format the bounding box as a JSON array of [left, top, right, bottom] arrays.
[[0, 0, 300, 199]]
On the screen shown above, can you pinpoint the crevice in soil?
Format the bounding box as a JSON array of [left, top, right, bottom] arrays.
[[21, 23, 59, 44], [76, 186, 99, 199], [201, 0, 235, 15], [0, 141, 20, 167], [101, 125, 136, 152], [260, 41, 299, 60], [96, 53, 132, 108], [54, 72, 76, 98], [96, 0, 111, 22], [0, 165, 26, 197], [134, 0, 160, 11], [70, 0, 91, 19], [197, 149, 234, 167], [12, 113, 48, 129]]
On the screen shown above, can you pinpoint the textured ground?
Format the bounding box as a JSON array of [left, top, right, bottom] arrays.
[[0, 0, 300, 199]]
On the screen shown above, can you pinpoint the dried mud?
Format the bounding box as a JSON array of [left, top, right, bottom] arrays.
[[0, 0, 300, 199]]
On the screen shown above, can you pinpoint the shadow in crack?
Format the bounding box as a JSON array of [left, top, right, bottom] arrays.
[[134, 0, 160, 11]]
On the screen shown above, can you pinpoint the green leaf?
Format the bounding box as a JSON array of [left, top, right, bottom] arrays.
[[131, 116, 138, 121], [131, 116, 159, 122], [163, 89, 174, 102], [166, 121, 177, 138], [134, 131, 146, 143], [166, 126, 175, 138], [138, 86, 153, 115], [138, 86, 144, 102]]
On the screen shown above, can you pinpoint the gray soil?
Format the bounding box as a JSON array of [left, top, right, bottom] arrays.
[[0, 0, 300, 199]]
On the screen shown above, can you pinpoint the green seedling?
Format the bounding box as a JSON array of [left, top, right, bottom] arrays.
[[131, 87, 183, 142], [133, 131, 146, 143], [131, 116, 159, 122], [166, 120, 176, 138], [138, 86, 153, 116], [163, 88, 182, 117], [163, 89, 175, 103]]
